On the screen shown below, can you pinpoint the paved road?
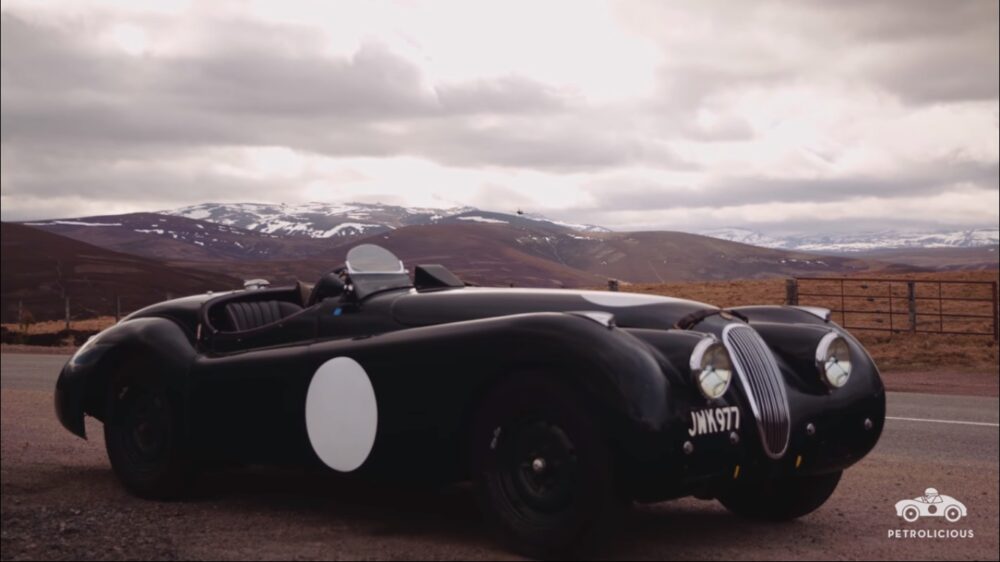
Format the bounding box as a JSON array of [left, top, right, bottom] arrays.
[[2, 353, 998, 560], [1, 353, 69, 390]]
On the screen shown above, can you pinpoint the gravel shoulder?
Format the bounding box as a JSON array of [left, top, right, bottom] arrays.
[[878, 369, 998, 397]]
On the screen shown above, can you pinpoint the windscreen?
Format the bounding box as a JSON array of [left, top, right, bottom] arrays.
[[346, 244, 405, 274], [345, 244, 410, 298]]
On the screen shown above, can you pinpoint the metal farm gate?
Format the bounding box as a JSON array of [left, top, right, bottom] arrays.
[[786, 277, 998, 340]]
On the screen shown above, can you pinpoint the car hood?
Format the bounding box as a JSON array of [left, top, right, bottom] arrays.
[[389, 287, 716, 330]]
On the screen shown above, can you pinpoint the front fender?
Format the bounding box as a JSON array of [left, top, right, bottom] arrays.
[[726, 305, 885, 402], [55, 339, 116, 438], [733, 316, 885, 475], [54, 316, 197, 439]]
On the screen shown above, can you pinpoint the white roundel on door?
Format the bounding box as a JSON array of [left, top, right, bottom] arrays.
[[305, 357, 378, 472]]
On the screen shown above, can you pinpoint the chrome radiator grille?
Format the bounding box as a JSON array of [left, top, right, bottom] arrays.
[[722, 324, 790, 459]]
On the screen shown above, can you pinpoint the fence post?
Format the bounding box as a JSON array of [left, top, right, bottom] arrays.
[[992, 281, 998, 342], [17, 300, 23, 328], [607, 279, 619, 292], [907, 281, 916, 334], [785, 278, 798, 306], [65, 297, 71, 334]]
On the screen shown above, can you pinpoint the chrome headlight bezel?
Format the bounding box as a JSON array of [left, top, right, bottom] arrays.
[[816, 332, 852, 389], [689, 336, 734, 400]]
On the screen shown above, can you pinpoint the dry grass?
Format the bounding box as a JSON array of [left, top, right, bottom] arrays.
[[628, 278, 785, 308], [851, 332, 997, 373], [2, 316, 117, 335]]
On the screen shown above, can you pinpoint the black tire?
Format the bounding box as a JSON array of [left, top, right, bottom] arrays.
[[469, 376, 626, 559], [718, 470, 842, 521], [104, 378, 194, 500]]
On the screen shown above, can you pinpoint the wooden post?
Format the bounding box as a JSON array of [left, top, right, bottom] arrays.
[[17, 300, 23, 329], [785, 278, 798, 306], [907, 281, 916, 334], [840, 279, 846, 325], [991, 281, 998, 342], [607, 279, 620, 292], [64, 296, 71, 334], [887, 281, 894, 333]]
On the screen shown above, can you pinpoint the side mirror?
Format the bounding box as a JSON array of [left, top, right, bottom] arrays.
[[309, 273, 346, 306]]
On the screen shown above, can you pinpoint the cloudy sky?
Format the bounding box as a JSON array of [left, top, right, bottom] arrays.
[[1, 0, 997, 233]]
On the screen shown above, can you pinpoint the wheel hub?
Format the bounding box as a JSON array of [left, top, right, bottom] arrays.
[[500, 421, 578, 514], [122, 389, 169, 461]]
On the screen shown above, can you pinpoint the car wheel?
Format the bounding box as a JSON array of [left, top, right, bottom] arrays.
[[902, 505, 920, 522], [469, 376, 626, 558], [945, 505, 962, 523], [104, 379, 194, 499], [718, 470, 842, 521]]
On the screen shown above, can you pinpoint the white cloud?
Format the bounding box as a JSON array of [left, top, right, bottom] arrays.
[[1, 0, 997, 233], [575, 186, 1000, 232], [106, 22, 149, 56]]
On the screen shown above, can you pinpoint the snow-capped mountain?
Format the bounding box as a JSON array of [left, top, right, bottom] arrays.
[[25, 212, 332, 261], [164, 202, 608, 239], [697, 228, 789, 249], [519, 213, 610, 233], [165, 202, 467, 239], [701, 227, 1000, 253]]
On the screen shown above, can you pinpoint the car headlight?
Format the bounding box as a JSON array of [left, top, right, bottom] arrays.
[[816, 332, 852, 389], [690, 337, 733, 400]]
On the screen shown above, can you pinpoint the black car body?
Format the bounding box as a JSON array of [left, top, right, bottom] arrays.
[[55, 244, 885, 556]]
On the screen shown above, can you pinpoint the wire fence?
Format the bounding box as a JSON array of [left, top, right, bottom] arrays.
[[788, 277, 999, 340], [0, 293, 181, 345], [0, 294, 179, 324]]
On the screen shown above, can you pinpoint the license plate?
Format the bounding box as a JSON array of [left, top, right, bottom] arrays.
[[688, 406, 740, 437]]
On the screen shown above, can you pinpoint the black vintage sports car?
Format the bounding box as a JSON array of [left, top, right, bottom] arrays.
[[55, 244, 885, 557]]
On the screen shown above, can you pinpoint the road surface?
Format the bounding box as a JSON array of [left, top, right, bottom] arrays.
[[2, 353, 997, 560]]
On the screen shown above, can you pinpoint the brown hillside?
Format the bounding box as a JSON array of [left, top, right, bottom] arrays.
[[28, 213, 332, 261], [1, 223, 240, 321]]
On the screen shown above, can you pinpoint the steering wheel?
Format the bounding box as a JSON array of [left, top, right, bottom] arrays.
[[307, 267, 348, 306]]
